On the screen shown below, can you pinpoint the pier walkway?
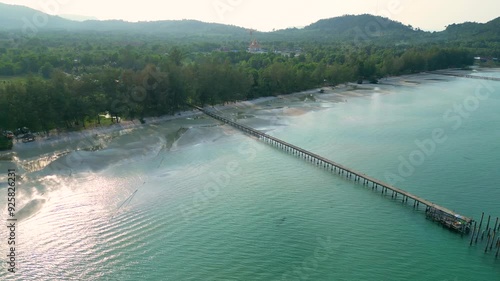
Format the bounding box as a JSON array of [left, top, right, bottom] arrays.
[[192, 105, 473, 233]]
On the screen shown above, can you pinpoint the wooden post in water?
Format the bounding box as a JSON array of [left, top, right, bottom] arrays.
[[486, 215, 491, 233], [485, 235, 491, 253], [496, 238, 500, 258], [490, 229, 496, 251], [483, 215, 491, 241], [476, 212, 484, 244], [470, 221, 477, 246]]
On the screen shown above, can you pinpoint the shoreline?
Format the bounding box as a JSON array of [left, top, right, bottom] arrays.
[[2, 96, 283, 158], [2, 69, 477, 157]]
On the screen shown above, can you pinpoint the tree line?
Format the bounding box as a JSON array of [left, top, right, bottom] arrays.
[[0, 37, 474, 133]]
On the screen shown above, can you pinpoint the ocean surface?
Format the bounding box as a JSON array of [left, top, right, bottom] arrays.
[[1, 70, 500, 280]]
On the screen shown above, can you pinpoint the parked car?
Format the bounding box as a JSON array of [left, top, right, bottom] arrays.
[[22, 134, 36, 143]]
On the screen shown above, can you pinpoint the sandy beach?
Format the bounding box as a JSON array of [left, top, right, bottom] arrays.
[[2, 70, 470, 159]]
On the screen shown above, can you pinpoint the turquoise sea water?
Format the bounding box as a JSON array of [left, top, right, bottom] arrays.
[[1, 70, 500, 280]]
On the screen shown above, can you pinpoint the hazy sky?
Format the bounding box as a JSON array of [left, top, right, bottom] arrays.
[[1, 0, 498, 31]]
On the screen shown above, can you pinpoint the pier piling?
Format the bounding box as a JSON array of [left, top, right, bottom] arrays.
[[470, 221, 477, 246], [476, 213, 484, 244], [485, 235, 491, 253], [496, 239, 500, 258], [486, 216, 491, 233], [490, 230, 496, 251]]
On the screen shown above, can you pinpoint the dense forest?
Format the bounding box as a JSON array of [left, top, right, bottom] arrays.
[[0, 4, 498, 146], [0, 37, 474, 134]]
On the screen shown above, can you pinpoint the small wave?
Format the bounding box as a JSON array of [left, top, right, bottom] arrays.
[[0, 151, 16, 161], [15, 151, 71, 173], [15, 198, 46, 221], [171, 126, 234, 151]]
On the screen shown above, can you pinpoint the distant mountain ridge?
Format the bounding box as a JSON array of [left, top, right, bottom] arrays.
[[270, 14, 423, 42], [59, 14, 99, 22], [305, 14, 417, 33], [0, 3, 248, 39], [0, 2, 499, 43], [444, 17, 500, 40], [0, 3, 75, 30]]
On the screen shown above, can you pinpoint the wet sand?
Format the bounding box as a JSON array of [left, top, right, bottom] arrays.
[[2, 71, 466, 158]]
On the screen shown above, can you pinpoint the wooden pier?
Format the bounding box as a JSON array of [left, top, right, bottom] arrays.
[[192, 105, 473, 234]]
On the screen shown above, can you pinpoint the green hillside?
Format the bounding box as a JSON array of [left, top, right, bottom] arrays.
[[0, 3, 498, 45], [0, 3, 77, 31]]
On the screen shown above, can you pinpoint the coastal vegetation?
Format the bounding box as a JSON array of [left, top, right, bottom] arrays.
[[0, 136, 13, 151], [0, 42, 474, 134], [0, 4, 498, 137]]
